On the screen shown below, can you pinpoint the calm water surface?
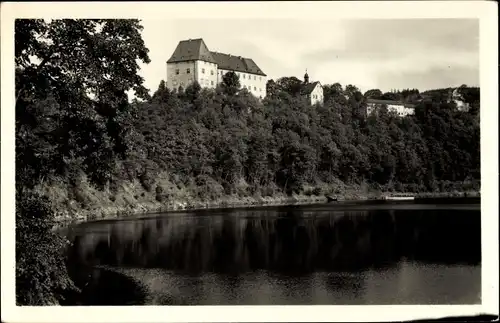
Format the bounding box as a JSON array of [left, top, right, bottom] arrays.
[[64, 202, 481, 305]]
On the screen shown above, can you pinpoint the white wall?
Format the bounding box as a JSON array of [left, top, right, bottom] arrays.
[[366, 103, 414, 117], [218, 69, 267, 99], [168, 62, 267, 98], [310, 84, 324, 105], [195, 60, 218, 89]]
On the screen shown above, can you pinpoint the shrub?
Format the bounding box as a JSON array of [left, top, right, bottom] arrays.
[[312, 187, 322, 196], [16, 190, 78, 305]]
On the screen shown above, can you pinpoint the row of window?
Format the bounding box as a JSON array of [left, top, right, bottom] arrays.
[[175, 68, 263, 82], [201, 68, 214, 75], [221, 70, 262, 82], [172, 79, 214, 86], [200, 79, 215, 86], [242, 85, 262, 92]]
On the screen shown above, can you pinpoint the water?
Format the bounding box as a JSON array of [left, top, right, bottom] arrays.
[[63, 201, 481, 305]]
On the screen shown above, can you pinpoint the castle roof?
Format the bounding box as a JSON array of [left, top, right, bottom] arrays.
[[300, 81, 321, 95], [167, 38, 217, 64], [211, 51, 266, 76]]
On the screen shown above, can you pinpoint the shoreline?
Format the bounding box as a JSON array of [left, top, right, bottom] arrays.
[[54, 190, 480, 227]]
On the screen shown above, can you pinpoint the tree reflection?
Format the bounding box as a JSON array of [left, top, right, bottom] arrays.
[[66, 207, 481, 274]]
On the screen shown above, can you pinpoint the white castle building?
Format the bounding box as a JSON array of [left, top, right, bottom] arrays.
[[166, 38, 267, 98]]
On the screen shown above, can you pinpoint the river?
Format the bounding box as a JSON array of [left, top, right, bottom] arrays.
[[62, 200, 481, 305]]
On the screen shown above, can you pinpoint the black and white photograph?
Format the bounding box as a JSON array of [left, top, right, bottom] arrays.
[[1, 1, 498, 322]]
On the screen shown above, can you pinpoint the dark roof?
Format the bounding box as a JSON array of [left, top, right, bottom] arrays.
[[211, 51, 266, 76], [167, 38, 266, 76], [167, 38, 217, 64], [300, 81, 320, 95]]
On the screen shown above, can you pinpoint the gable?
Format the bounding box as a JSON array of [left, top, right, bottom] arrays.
[[300, 81, 321, 95], [167, 39, 217, 64]]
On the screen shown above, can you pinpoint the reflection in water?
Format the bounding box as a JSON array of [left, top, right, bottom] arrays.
[[64, 204, 481, 305]]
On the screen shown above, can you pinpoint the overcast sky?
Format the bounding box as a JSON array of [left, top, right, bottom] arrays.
[[139, 18, 478, 94]]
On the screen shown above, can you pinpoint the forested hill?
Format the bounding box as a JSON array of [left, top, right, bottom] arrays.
[[129, 78, 480, 198], [15, 21, 480, 209], [14, 19, 480, 305]]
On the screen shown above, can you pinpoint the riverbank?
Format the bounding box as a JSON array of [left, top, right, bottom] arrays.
[[36, 173, 479, 226]]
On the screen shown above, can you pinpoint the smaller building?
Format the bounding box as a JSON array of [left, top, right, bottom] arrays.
[[366, 99, 415, 117], [300, 71, 323, 105], [449, 88, 471, 112]]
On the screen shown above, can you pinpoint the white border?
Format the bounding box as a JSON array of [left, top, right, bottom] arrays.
[[1, 1, 498, 322]]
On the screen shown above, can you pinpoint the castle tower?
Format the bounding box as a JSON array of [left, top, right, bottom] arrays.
[[304, 69, 309, 84], [166, 38, 218, 91]]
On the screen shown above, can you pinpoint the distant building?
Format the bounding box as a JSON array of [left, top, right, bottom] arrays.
[[449, 88, 471, 112], [166, 38, 267, 98], [366, 99, 415, 117], [300, 71, 323, 105]]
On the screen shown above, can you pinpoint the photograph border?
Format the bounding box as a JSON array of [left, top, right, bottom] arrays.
[[1, 1, 498, 322]]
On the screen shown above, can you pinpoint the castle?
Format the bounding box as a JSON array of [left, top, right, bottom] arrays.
[[166, 38, 268, 98]]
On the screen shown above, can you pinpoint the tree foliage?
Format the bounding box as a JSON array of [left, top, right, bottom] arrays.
[[133, 80, 480, 195], [16, 19, 151, 189], [15, 18, 151, 305]]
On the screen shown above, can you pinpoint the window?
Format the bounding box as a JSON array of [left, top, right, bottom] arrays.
[[175, 69, 179, 75], [202, 68, 205, 74], [259, 88, 262, 92], [187, 68, 190, 74], [254, 87, 256, 91], [254, 75, 256, 80], [243, 74, 246, 79], [259, 77, 262, 81], [211, 70, 214, 75], [211, 80, 214, 86], [221, 71, 223, 75]]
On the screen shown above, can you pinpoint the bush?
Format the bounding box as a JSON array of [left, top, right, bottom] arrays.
[[312, 187, 323, 196], [16, 190, 78, 305]]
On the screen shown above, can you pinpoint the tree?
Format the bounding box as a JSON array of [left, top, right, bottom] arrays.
[[16, 19, 151, 188], [323, 83, 346, 105], [15, 18, 151, 305], [364, 89, 383, 99], [266, 79, 279, 98], [380, 92, 400, 101], [151, 80, 171, 103], [276, 76, 303, 96], [221, 71, 240, 95]]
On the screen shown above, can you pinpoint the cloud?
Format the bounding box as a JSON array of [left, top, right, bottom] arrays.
[[376, 65, 479, 91], [299, 19, 479, 91], [138, 18, 479, 94]]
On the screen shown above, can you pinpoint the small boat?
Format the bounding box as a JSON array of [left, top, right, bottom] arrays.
[[384, 194, 415, 201], [326, 195, 338, 202]]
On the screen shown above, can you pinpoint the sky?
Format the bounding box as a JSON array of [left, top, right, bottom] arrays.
[[137, 18, 479, 95]]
